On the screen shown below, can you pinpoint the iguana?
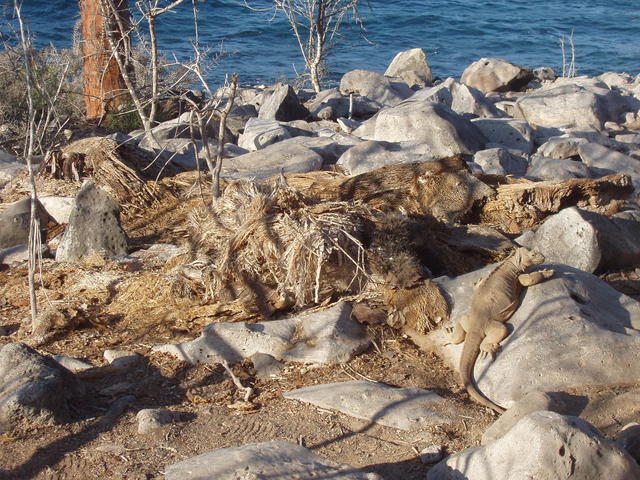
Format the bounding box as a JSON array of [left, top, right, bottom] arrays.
[[445, 247, 554, 414]]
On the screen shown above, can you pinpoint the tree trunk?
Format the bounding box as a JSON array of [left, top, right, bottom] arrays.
[[79, 0, 131, 121]]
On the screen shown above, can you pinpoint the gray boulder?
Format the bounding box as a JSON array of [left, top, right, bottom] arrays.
[[518, 207, 640, 272], [473, 147, 528, 175], [0, 343, 82, 429], [142, 137, 247, 170], [578, 142, 640, 191], [481, 391, 576, 445], [340, 69, 414, 107], [356, 100, 486, 157], [428, 411, 640, 480], [0, 151, 25, 187], [0, 198, 52, 249], [154, 301, 369, 365], [138, 111, 233, 150], [537, 135, 589, 159], [55, 181, 127, 262], [617, 422, 640, 464], [384, 48, 433, 89], [526, 154, 592, 181], [306, 88, 380, 120], [412, 79, 504, 119], [284, 380, 452, 430], [433, 264, 640, 409], [516, 80, 634, 130], [164, 441, 381, 480], [337, 140, 435, 175], [450, 82, 505, 118], [220, 137, 324, 180], [237, 117, 314, 151], [461, 57, 533, 93], [471, 118, 534, 153], [258, 83, 310, 122]]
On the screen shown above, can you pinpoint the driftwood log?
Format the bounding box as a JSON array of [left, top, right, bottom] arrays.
[[477, 173, 633, 233]]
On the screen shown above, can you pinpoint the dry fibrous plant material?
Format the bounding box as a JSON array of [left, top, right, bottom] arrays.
[[478, 173, 633, 233], [41, 137, 176, 215], [189, 177, 372, 309]]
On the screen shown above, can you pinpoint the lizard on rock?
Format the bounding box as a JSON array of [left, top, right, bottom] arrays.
[[445, 247, 554, 414]]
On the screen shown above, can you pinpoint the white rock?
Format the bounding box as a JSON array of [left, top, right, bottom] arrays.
[[578, 142, 640, 191], [154, 302, 369, 365], [515, 81, 632, 130], [526, 154, 592, 181], [428, 411, 640, 480], [164, 441, 382, 480], [340, 69, 414, 107], [39, 196, 74, 224], [471, 118, 534, 153], [221, 138, 324, 180], [337, 140, 435, 175], [356, 100, 486, 157], [433, 265, 640, 409], [473, 147, 528, 175], [461, 57, 533, 93], [284, 380, 452, 430], [384, 48, 433, 89]]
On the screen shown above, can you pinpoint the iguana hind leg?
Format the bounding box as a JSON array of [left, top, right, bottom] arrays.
[[479, 321, 509, 359], [518, 269, 554, 287]]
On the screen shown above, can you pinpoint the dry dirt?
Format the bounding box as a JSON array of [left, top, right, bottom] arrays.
[[1, 172, 639, 480]]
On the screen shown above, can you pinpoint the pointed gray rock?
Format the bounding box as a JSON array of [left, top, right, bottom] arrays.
[[384, 48, 433, 89], [284, 380, 452, 430], [0, 343, 83, 429], [55, 181, 127, 262], [164, 441, 382, 480], [258, 83, 309, 122]]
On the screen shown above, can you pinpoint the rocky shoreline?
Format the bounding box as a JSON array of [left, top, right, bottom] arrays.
[[1, 49, 640, 479]]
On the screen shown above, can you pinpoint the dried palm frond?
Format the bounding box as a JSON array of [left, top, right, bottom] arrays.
[[189, 177, 372, 308]]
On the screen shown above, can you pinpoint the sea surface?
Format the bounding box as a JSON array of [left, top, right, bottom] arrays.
[[3, 0, 639, 88]]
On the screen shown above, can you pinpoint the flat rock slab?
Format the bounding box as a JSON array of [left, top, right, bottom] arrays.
[[154, 302, 369, 365], [164, 441, 382, 480], [284, 380, 451, 430], [428, 411, 640, 480], [434, 264, 640, 409], [220, 139, 323, 180]]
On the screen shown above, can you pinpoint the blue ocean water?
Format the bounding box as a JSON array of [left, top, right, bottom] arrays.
[[4, 0, 639, 87]]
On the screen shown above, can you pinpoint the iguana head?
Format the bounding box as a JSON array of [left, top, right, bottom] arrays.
[[511, 247, 545, 268]]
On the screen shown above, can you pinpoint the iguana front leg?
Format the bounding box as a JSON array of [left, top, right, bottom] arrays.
[[518, 269, 554, 287]]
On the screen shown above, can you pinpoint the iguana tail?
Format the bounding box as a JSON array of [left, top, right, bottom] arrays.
[[460, 331, 506, 414]]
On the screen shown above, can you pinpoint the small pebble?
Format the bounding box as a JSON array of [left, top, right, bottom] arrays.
[[419, 444, 445, 464]]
